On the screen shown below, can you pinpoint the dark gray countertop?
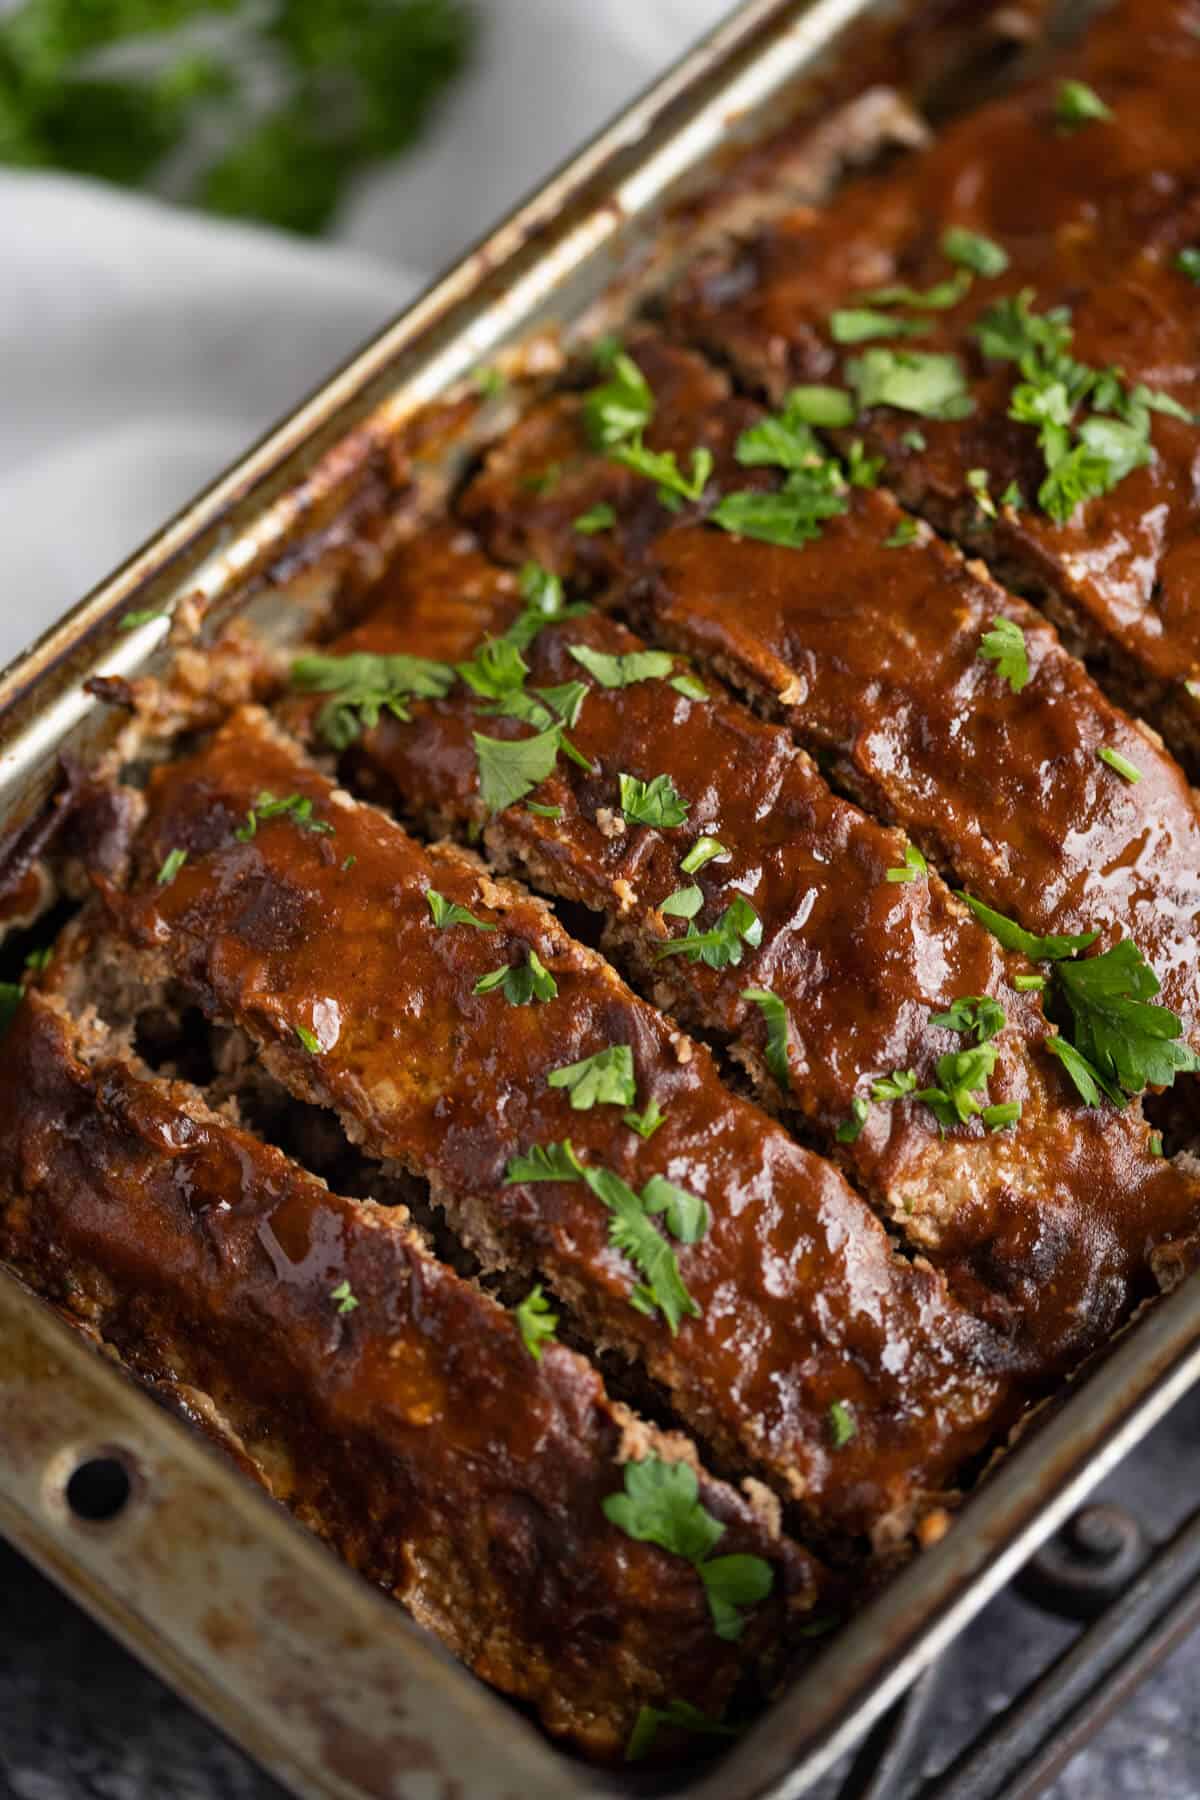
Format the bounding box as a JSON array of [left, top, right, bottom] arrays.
[[5, 1388, 1200, 1800]]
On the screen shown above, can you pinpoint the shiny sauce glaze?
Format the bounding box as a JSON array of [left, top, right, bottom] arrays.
[[97, 706, 1023, 1543], [0, 994, 826, 1759], [667, 0, 1200, 712], [296, 529, 1200, 1372]]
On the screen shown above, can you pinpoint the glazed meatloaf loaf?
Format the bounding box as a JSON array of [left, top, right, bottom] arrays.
[[4, 0, 1200, 1770]]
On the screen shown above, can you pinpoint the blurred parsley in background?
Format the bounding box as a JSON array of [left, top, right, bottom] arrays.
[[0, 0, 474, 232]]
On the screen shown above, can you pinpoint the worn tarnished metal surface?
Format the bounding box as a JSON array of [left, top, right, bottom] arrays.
[[3, 0, 1197, 1796]]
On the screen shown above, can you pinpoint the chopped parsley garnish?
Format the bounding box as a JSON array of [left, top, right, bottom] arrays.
[[1176, 248, 1200, 285], [871, 1070, 917, 1102], [978, 617, 1031, 693], [1055, 79, 1112, 129], [502, 561, 591, 652], [473, 724, 565, 814], [1015, 973, 1046, 991], [958, 893, 1098, 962], [456, 635, 529, 702], [425, 889, 495, 932], [603, 1456, 773, 1640], [547, 1044, 636, 1110], [235, 791, 334, 841], [734, 400, 830, 471], [526, 801, 562, 819], [624, 1098, 666, 1140], [836, 1096, 869, 1142], [845, 439, 884, 488], [613, 439, 713, 507], [930, 995, 1006, 1043], [156, 847, 187, 886], [783, 384, 856, 427], [741, 987, 791, 1091], [845, 348, 974, 420], [830, 307, 930, 343], [661, 885, 703, 919], [24, 948, 52, 974], [941, 226, 1009, 278], [505, 1140, 583, 1183], [330, 1279, 358, 1315], [670, 672, 709, 701], [625, 1699, 734, 1762], [829, 1400, 857, 1448], [861, 269, 972, 311], [982, 1100, 1021, 1130], [341, 854, 357, 873], [1052, 939, 1199, 1103], [568, 645, 674, 688], [642, 1174, 709, 1244], [681, 836, 728, 874], [583, 350, 654, 448], [119, 607, 165, 629], [1150, 1130, 1164, 1158], [619, 772, 689, 829], [886, 843, 927, 884], [1098, 746, 1142, 784], [915, 1042, 1001, 1130], [514, 1285, 558, 1360], [655, 894, 762, 970], [573, 502, 617, 534], [967, 468, 997, 519], [292, 650, 455, 749], [473, 949, 558, 1006], [712, 474, 848, 548], [294, 1023, 322, 1054], [472, 365, 506, 399], [885, 517, 920, 548], [901, 428, 927, 451]]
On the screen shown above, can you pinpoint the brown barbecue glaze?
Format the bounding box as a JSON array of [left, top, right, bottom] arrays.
[[0, 993, 828, 1759], [668, 0, 1200, 743], [289, 528, 1200, 1372], [90, 705, 1023, 1544]]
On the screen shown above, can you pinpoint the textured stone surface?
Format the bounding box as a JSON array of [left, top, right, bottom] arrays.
[[4, 1387, 1200, 1798]]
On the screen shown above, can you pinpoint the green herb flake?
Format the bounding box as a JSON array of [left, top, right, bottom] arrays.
[[930, 996, 1006, 1043], [1176, 248, 1200, 285], [885, 843, 927, 884], [514, 1285, 558, 1360], [982, 1100, 1022, 1131], [741, 987, 791, 1091], [861, 269, 973, 311], [830, 307, 931, 344], [1015, 973, 1047, 991], [568, 644, 674, 689], [626, 1700, 734, 1763], [624, 1098, 666, 1140], [845, 439, 884, 488], [655, 894, 762, 970], [941, 226, 1009, 277], [845, 348, 974, 420], [681, 836, 728, 875], [1149, 1130, 1165, 1158], [642, 1174, 709, 1245], [330, 1279, 358, 1315], [619, 771, 690, 829], [871, 1069, 918, 1102], [1055, 79, 1112, 129], [295, 1023, 322, 1055], [472, 365, 506, 400], [504, 1140, 584, 1183], [474, 949, 559, 1007], [901, 428, 927, 451], [156, 847, 188, 886], [829, 1400, 857, 1448], [1098, 746, 1143, 784], [967, 467, 997, 519], [573, 502, 617, 535], [526, 801, 563, 819], [547, 1044, 636, 1111], [1053, 938, 1199, 1103], [670, 672, 709, 701], [958, 893, 1099, 963], [884, 517, 920, 548], [613, 439, 713, 507], [660, 884, 704, 920], [473, 724, 564, 814], [836, 1096, 870, 1142], [583, 350, 654, 448], [341, 854, 357, 873], [502, 561, 592, 652], [425, 889, 496, 932], [781, 384, 856, 427], [292, 650, 455, 749], [119, 608, 166, 630], [235, 790, 334, 842], [602, 1456, 772, 1640], [915, 1042, 1001, 1131], [586, 1165, 701, 1331]]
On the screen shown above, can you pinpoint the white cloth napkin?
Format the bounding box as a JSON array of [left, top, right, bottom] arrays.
[[0, 0, 731, 667]]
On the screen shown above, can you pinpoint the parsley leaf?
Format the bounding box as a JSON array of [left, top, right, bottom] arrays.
[[624, 1098, 666, 1139], [836, 1096, 869, 1141], [292, 650, 455, 749], [930, 995, 1006, 1043], [656, 894, 763, 969], [884, 517, 920, 548], [734, 405, 826, 472], [583, 350, 654, 447], [958, 893, 1099, 962], [871, 1069, 917, 1101], [783, 384, 856, 427], [330, 1279, 358, 1315], [294, 1023, 322, 1054], [661, 885, 704, 919], [514, 1285, 558, 1360], [712, 464, 848, 548], [473, 949, 558, 1006], [425, 889, 495, 932], [886, 843, 927, 884], [626, 1700, 734, 1762], [526, 801, 562, 819], [119, 607, 166, 629], [681, 836, 728, 874], [235, 790, 334, 841], [941, 227, 1009, 277], [472, 724, 564, 813], [915, 1043, 1000, 1129], [502, 561, 591, 652], [741, 987, 791, 1091], [861, 269, 972, 311], [829, 1400, 857, 1447], [830, 307, 931, 343], [574, 502, 617, 534], [584, 1164, 701, 1331], [670, 672, 709, 700], [156, 847, 187, 886], [613, 439, 713, 507], [978, 617, 1031, 693], [845, 348, 974, 420], [505, 1140, 584, 1183], [1055, 79, 1112, 129], [568, 644, 674, 688], [1098, 746, 1142, 784], [1176, 248, 1200, 285], [547, 1044, 636, 1110], [456, 636, 529, 701], [603, 1456, 773, 1640], [1055, 939, 1200, 1100], [620, 772, 689, 828], [642, 1174, 709, 1244], [982, 1100, 1022, 1130]]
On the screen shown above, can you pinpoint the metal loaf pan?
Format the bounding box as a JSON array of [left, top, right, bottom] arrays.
[[3, 1, 1198, 1796]]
